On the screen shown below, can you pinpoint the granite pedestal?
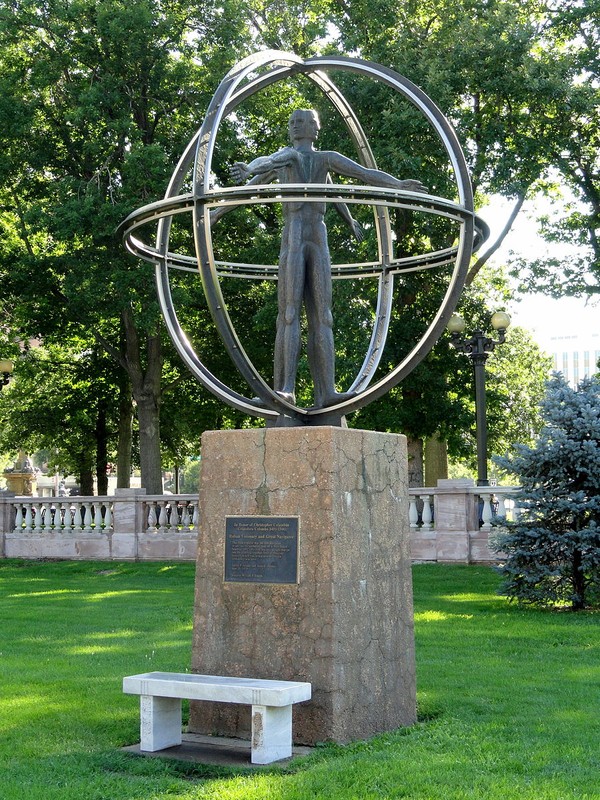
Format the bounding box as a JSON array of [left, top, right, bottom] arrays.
[[190, 426, 416, 745]]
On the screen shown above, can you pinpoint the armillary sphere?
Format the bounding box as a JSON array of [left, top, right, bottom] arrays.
[[119, 50, 489, 426]]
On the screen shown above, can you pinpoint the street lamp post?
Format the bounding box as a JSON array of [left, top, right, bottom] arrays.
[[447, 312, 511, 486], [0, 359, 13, 391]]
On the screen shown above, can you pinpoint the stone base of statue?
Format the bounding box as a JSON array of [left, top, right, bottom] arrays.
[[189, 426, 416, 745]]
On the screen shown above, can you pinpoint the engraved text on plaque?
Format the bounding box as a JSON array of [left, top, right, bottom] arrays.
[[224, 516, 299, 584]]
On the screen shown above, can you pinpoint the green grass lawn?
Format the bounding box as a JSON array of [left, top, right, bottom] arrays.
[[1, 560, 598, 799]]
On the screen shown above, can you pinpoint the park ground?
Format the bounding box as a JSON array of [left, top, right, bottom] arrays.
[[1, 560, 598, 800]]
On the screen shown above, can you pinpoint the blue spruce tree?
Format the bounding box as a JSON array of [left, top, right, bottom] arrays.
[[494, 374, 600, 610]]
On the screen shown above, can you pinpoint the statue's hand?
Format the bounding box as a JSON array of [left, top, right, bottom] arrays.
[[230, 162, 250, 184], [399, 179, 428, 193], [351, 218, 364, 242]]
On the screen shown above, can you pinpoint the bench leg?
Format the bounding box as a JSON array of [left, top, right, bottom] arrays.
[[140, 695, 182, 752], [251, 704, 292, 764]]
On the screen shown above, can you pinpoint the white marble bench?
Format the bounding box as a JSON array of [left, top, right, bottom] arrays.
[[123, 671, 312, 764]]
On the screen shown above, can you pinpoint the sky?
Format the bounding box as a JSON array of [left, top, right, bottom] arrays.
[[479, 196, 598, 356]]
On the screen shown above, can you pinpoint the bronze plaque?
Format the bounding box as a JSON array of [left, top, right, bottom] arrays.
[[224, 516, 299, 584]]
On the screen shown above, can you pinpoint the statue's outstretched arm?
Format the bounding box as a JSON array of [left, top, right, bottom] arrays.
[[211, 169, 277, 226], [232, 147, 299, 182], [327, 152, 428, 193]]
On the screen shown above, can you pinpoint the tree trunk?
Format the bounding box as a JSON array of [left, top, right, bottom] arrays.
[[78, 453, 94, 496], [136, 392, 163, 494], [121, 307, 163, 493], [424, 433, 448, 487], [572, 546, 585, 610], [116, 370, 133, 489], [95, 402, 109, 495], [406, 437, 424, 488]]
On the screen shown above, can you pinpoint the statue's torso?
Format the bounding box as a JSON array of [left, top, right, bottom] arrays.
[[276, 149, 333, 219]]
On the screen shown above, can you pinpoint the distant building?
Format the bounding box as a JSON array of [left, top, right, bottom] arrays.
[[510, 296, 598, 389], [547, 330, 600, 387]]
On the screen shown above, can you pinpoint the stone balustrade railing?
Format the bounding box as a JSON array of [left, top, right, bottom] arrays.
[[9, 495, 200, 535], [12, 498, 114, 534], [409, 484, 521, 531], [408, 480, 520, 563], [1, 480, 519, 563], [1, 489, 199, 561]]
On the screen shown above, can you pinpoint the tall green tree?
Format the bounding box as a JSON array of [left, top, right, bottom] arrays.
[[328, 0, 599, 293], [510, 0, 600, 298], [0, 0, 250, 492], [0, 343, 118, 494], [313, 1, 588, 473]]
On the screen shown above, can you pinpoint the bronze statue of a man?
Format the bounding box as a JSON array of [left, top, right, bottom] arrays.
[[230, 108, 426, 408]]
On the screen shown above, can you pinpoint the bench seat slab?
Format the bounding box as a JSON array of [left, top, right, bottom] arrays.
[[123, 671, 311, 706]]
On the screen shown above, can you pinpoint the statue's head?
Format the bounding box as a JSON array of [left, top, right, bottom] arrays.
[[288, 109, 320, 143]]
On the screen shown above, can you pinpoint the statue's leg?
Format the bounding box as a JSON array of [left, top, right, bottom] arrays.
[[305, 232, 336, 408], [306, 226, 356, 409], [274, 229, 305, 404]]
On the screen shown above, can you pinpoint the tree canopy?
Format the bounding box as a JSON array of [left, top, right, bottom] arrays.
[[1, 0, 595, 491], [509, 0, 600, 298], [0, 0, 245, 491]]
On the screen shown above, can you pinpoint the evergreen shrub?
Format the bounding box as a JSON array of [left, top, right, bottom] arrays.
[[493, 374, 600, 610]]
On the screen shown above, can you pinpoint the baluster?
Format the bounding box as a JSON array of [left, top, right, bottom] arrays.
[[14, 504, 23, 533], [147, 502, 157, 532], [24, 504, 33, 533], [181, 502, 191, 529], [158, 501, 169, 533], [33, 502, 45, 534], [45, 501, 53, 531], [83, 502, 93, 533], [408, 497, 419, 529], [69, 502, 79, 531], [91, 501, 101, 531], [80, 501, 89, 531], [496, 493, 507, 519], [171, 500, 181, 530], [72, 501, 84, 531], [103, 502, 112, 531], [164, 500, 173, 531], [62, 502, 73, 532], [170, 500, 181, 530], [480, 492, 494, 530], [192, 504, 199, 531], [421, 495, 433, 530], [44, 501, 53, 532]]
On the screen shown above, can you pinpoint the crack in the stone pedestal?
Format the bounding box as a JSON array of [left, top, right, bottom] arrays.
[[256, 432, 338, 505]]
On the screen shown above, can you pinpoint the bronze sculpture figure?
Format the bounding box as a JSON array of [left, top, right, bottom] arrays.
[[230, 109, 427, 408]]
